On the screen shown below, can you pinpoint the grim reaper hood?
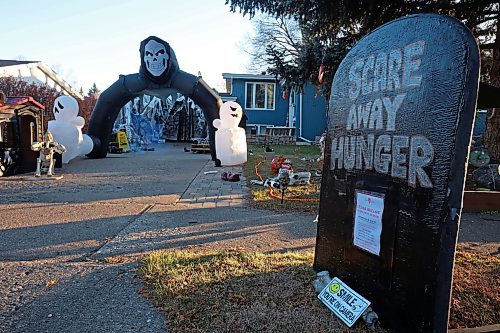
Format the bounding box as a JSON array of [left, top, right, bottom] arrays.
[[139, 36, 179, 85]]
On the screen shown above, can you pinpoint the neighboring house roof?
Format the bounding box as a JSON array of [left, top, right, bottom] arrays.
[[0, 59, 83, 100], [222, 73, 279, 96], [0, 60, 39, 67], [222, 73, 276, 81], [218, 92, 237, 102]]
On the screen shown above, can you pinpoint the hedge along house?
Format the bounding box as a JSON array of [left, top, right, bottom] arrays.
[[0, 96, 44, 176], [221, 73, 327, 143]]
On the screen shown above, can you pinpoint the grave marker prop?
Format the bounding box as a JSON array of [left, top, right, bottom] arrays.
[[314, 14, 479, 333]]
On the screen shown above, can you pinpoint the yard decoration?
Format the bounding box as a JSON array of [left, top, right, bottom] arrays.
[[314, 14, 479, 332], [270, 156, 286, 174], [31, 131, 66, 178], [0, 96, 44, 176], [472, 164, 500, 190], [213, 101, 247, 166], [277, 168, 290, 203], [86, 36, 222, 161], [47, 95, 93, 163], [254, 159, 320, 203], [469, 149, 490, 168]]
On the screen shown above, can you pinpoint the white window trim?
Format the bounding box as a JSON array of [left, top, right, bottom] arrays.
[[245, 82, 276, 110]]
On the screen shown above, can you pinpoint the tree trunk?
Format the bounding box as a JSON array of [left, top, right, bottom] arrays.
[[484, 17, 500, 163]]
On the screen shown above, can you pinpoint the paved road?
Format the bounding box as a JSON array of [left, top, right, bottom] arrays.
[[0, 142, 318, 333]]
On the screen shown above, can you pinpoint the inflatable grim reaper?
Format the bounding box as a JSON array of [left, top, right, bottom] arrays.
[[86, 36, 222, 160]]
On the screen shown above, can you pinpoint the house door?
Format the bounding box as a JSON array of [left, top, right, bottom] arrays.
[[19, 114, 38, 173], [288, 90, 295, 127]]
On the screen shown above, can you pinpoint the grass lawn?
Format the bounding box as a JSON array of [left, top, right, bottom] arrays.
[[140, 250, 387, 333], [138, 144, 499, 332], [449, 249, 500, 328], [243, 144, 323, 213], [140, 249, 499, 332]]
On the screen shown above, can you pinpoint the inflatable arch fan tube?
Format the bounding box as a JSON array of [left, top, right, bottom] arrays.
[[86, 36, 222, 160]]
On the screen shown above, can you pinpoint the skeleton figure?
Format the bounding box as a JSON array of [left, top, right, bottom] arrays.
[[31, 131, 66, 177], [318, 130, 327, 161]]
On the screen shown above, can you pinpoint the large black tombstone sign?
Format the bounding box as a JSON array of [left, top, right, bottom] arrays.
[[314, 14, 479, 332]]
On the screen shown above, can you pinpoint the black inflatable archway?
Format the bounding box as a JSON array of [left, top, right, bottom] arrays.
[[87, 36, 221, 160]]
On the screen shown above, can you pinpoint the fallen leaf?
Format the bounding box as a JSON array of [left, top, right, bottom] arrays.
[[45, 279, 58, 288]]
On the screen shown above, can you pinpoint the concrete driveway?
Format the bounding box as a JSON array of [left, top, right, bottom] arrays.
[[0, 143, 209, 333], [0, 142, 319, 333]]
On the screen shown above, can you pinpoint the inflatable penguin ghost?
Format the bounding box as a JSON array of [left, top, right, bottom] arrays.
[[48, 95, 93, 163], [213, 101, 247, 166]]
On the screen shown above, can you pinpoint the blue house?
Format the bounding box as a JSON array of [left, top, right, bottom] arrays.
[[221, 73, 327, 142]]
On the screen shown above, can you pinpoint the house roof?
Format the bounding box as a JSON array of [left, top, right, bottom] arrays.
[[219, 92, 237, 102], [0, 96, 45, 113], [0, 60, 83, 100], [222, 73, 276, 81], [0, 60, 39, 67]]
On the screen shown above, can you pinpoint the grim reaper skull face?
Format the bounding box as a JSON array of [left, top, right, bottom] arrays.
[[144, 39, 169, 77]]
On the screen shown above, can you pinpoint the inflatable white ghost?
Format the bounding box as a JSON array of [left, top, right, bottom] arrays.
[[213, 101, 247, 166], [47, 95, 93, 164]]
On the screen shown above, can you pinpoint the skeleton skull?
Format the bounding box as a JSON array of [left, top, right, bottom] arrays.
[[144, 39, 169, 77]]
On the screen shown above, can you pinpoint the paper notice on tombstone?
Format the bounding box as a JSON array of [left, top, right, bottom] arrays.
[[318, 277, 371, 327], [353, 191, 384, 256]]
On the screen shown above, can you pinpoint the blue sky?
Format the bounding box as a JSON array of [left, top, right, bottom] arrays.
[[1, 0, 255, 92]]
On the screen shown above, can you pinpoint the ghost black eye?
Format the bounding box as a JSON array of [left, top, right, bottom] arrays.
[[230, 106, 237, 111], [146, 51, 153, 56], [156, 49, 165, 56], [57, 102, 64, 109]]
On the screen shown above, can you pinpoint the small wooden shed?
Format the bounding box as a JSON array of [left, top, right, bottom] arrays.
[[0, 96, 44, 176]]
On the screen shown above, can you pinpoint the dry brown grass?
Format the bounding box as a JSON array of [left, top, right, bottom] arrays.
[[449, 249, 500, 329], [244, 144, 322, 213], [140, 250, 388, 333], [139, 248, 499, 332]]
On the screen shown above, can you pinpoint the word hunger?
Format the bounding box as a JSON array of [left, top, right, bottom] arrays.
[[331, 41, 434, 188]]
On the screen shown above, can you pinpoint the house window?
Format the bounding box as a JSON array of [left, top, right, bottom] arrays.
[[245, 82, 275, 110]]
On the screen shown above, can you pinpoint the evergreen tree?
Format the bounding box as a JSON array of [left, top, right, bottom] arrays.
[[227, 0, 500, 160], [88, 83, 101, 97]]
